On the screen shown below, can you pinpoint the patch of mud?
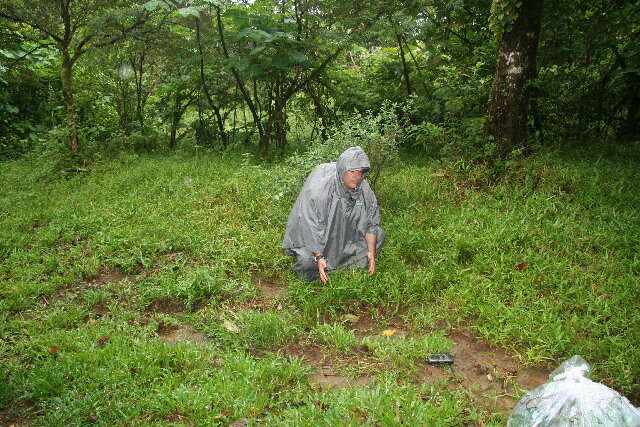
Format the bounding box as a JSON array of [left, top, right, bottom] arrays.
[[416, 328, 549, 413], [0, 398, 39, 426], [88, 270, 129, 286], [310, 369, 372, 389], [284, 343, 373, 390], [157, 322, 209, 345], [43, 268, 130, 306], [251, 273, 286, 300], [346, 310, 407, 340], [146, 298, 186, 314], [89, 302, 110, 318]]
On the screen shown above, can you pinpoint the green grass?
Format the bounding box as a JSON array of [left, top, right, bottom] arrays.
[[1, 144, 639, 425]]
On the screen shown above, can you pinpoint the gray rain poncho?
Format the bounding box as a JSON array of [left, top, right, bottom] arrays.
[[282, 146, 385, 281]]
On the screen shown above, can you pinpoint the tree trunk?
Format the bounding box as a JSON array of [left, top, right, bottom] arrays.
[[134, 50, 146, 131], [214, 6, 265, 150], [196, 16, 228, 147], [617, 59, 640, 141], [307, 84, 330, 140], [169, 94, 181, 149], [485, 0, 544, 158], [60, 49, 79, 154], [118, 79, 131, 136], [396, 33, 412, 96]]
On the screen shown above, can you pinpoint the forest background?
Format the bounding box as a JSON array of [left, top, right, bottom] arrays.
[[1, 0, 639, 425]]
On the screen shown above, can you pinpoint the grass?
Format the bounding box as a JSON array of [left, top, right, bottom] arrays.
[[1, 142, 639, 425]]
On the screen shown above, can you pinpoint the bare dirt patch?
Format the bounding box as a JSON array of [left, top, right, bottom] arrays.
[[42, 267, 131, 306], [0, 398, 39, 427], [416, 328, 549, 413], [343, 310, 407, 340], [251, 273, 286, 300], [291, 309, 550, 411], [156, 321, 209, 345], [284, 342, 374, 390], [89, 270, 129, 286], [146, 298, 186, 314]]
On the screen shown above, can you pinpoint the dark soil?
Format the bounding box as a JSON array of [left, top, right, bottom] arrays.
[[145, 298, 186, 314]]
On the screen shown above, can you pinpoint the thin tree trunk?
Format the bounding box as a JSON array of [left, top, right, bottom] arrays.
[[196, 16, 227, 146], [135, 50, 146, 131], [169, 93, 181, 149], [396, 32, 412, 96], [485, 0, 544, 158], [60, 49, 79, 154], [618, 71, 640, 141], [214, 6, 265, 148], [118, 77, 130, 136], [307, 84, 329, 140]]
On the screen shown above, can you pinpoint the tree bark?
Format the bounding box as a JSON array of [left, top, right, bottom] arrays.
[[60, 49, 79, 154], [134, 50, 146, 131], [396, 33, 412, 96], [485, 0, 544, 158]]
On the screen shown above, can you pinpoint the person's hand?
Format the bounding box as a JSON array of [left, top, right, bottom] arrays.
[[317, 258, 329, 283], [367, 251, 375, 275]]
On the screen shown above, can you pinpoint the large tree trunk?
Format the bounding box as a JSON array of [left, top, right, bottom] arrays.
[[485, 0, 544, 158], [60, 49, 80, 154]]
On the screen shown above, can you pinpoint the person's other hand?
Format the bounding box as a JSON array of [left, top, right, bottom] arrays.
[[318, 258, 329, 283], [367, 251, 375, 275]]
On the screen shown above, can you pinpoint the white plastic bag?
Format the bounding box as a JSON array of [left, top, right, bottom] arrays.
[[508, 355, 640, 426]]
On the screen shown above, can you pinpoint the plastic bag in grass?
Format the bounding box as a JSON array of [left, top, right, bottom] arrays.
[[507, 355, 640, 427]]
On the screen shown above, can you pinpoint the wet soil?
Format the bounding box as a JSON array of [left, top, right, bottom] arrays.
[[416, 328, 549, 413], [285, 306, 550, 414], [42, 267, 130, 305], [145, 298, 187, 314], [284, 343, 375, 390]]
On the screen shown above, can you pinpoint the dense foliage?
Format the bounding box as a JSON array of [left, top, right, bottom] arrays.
[[1, 0, 638, 162]]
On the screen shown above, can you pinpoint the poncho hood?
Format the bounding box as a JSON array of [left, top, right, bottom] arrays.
[[335, 146, 371, 200]]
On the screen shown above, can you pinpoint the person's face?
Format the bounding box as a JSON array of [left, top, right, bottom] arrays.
[[342, 169, 364, 190]]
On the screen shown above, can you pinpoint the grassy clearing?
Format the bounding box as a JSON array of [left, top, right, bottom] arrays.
[[1, 144, 639, 425]]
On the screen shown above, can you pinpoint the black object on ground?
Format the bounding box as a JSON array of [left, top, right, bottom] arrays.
[[427, 353, 455, 366]]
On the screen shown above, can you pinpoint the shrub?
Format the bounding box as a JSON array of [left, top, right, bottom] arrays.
[[244, 102, 404, 200]]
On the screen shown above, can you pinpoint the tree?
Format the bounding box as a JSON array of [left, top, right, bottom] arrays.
[[0, 0, 151, 154], [485, 0, 543, 157]]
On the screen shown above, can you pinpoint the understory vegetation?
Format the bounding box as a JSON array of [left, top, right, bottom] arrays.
[[1, 142, 638, 425]]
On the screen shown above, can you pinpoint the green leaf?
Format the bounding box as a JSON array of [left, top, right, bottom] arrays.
[[0, 49, 18, 59], [250, 46, 266, 56], [248, 29, 271, 43], [143, 0, 171, 11], [287, 50, 307, 64], [177, 7, 200, 18]]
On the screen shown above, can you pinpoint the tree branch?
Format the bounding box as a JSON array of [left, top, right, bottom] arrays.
[[0, 10, 62, 42]]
